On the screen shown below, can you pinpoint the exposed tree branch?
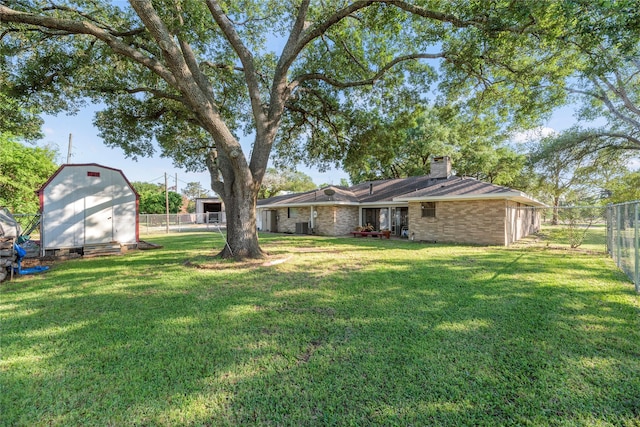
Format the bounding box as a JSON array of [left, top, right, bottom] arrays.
[[206, 0, 266, 133], [291, 52, 445, 90], [120, 87, 185, 103], [337, 37, 369, 74], [0, 4, 177, 86], [205, 149, 226, 196], [128, 1, 245, 167], [270, 0, 310, 114], [386, 0, 536, 33], [200, 61, 244, 73], [170, 0, 216, 107], [610, 69, 640, 116], [41, 4, 112, 30], [583, 131, 640, 150], [588, 76, 640, 130]]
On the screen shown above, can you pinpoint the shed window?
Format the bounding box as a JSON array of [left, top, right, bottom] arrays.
[[421, 202, 436, 218], [87, 171, 101, 177]]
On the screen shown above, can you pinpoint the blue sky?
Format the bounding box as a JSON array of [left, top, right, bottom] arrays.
[[32, 4, 634, 193], [41, 105, 351, 192], [38, 103, 586, 193]]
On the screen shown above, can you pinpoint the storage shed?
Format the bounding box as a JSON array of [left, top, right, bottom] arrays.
[[37, 164, 139, 256], [195, 197, 226, 223]]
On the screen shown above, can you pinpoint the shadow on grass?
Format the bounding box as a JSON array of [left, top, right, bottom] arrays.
[[1, 233, 639, 426]]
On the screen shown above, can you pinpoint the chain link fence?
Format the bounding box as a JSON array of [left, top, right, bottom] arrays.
[[607, 201, 640, 292], [515, 204, 638, 292], [511, 206, 609, 253], [138, 213, 226, 234]]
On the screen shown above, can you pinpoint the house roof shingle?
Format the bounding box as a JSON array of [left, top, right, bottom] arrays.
[[257, 175, 545, 207], [394, 176, 545, 206]]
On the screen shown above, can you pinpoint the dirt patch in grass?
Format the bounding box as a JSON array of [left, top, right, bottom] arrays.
[[290, 246, 344, 253], [183, 254, 293, 270]]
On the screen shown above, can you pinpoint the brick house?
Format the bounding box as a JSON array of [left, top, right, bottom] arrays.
[[256, 157, 545, 246]]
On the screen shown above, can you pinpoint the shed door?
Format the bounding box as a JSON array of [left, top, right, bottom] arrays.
[[84, 196, 114, 244]]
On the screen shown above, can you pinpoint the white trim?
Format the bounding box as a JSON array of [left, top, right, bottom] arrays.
[[358, 201, 407, 207]]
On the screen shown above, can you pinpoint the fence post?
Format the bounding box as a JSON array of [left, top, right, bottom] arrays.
[[606, 205, 611, 255], [616, 206, 622, 268], [635, 202, 639, 293]]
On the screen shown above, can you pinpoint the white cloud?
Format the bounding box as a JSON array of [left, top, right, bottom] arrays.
[[43, 127, 56, 136], [510, 127, 557, 144]]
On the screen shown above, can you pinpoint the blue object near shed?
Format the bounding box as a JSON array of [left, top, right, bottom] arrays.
[[13, 243, 49, 276]]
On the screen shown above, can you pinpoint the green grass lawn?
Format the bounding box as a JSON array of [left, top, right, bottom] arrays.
[[2, 233, 639, 426], [536, 223, 609, 253]]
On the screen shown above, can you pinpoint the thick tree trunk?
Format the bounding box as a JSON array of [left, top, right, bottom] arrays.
[[218, 191, 264, 259]]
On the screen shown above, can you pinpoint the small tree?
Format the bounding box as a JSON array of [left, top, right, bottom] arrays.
[[138, 191, 183, 214], [132, 182, 183, 214], [258, 168, 316, 199], [181, 182, 211, 213], [604, 170, 640, 203], [557, 207, 605, 249], [0, 135, 58, 213]]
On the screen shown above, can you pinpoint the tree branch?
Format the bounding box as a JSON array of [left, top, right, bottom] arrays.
[[387, 0, 538, 33], [610, 69, 640, 117], [269, 0, 310, 122], [587, 131, 640, 150], [122, 87, 185, 103], [200, 61, 244, 73], [0, 5, 177, 87], [205, 0, 266, 130], [41, 4, 113, 30], [205, 149, 227, 196], [170, 0, 217, 106], [588, 76, 640, 130], [291, 52, 445, 90]]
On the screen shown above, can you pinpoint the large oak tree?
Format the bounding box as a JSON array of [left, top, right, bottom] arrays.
[[1, 1, 605, 258]]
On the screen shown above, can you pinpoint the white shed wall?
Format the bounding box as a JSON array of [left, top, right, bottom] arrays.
[[41, 165, 137, 250]]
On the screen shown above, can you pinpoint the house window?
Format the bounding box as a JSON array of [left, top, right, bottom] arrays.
[[421, 202, 436, 218], [287, 207, 297, 219]]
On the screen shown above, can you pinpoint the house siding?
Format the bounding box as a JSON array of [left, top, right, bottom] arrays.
[[408, 200, 508, 245], [315, 206, 359, 236], [273, 207, 312, 234], [506, 201, 541, 243]]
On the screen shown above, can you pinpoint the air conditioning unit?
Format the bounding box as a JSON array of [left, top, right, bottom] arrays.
[[295, 222, 309, 234]]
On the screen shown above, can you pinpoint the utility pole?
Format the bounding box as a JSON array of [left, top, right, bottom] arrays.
[[175, 173, 179, 214], [165, 172, 169, 234], [66, 133, 72, 164]]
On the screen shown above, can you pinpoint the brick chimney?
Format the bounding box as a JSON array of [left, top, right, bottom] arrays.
[[430, 156, 451, 179]]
